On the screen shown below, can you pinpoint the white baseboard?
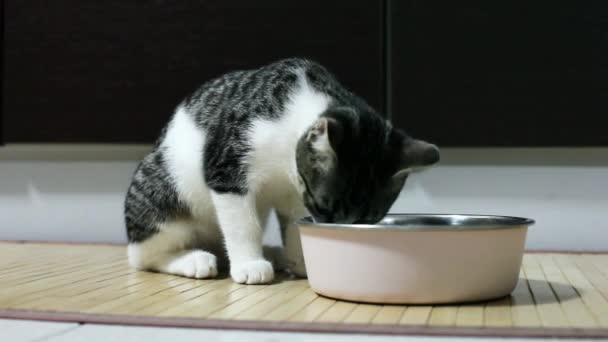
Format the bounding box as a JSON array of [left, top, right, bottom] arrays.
[[0, 146, 606, 250]]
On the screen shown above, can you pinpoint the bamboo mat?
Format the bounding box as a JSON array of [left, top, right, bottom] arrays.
[[1, 242, 607, 338]]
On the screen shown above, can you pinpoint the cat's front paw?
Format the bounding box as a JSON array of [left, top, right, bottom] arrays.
[[289, 261, 308, 278], [167, 250, 218, 279], [231, 259, 274, 284]]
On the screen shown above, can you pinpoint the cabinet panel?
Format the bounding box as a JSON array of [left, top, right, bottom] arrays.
[[391, 1, 608, 146], [3, 0, 384, 143]]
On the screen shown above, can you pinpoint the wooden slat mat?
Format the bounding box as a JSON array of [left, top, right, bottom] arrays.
[[1, 242, 607, 338]]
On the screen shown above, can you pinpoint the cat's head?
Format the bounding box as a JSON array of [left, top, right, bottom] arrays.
[[295, 106, 439, 224]]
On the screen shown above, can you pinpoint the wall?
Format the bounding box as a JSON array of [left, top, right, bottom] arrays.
[[1, 145, 607, 251]]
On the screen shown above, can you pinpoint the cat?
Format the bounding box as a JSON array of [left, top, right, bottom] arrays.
[[124, 58, 439, 284]]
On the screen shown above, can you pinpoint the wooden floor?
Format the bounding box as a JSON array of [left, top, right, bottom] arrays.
[[0, 242, 607, 336]]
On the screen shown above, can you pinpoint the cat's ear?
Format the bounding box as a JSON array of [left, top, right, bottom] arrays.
[[395, 138, 440, 176], [306, 117, 343, 154]]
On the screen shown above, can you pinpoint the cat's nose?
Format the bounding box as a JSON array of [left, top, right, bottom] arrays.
[[314, 214, 334, 224], [328, 216, 356, 224], [353, 215, 384, 225]]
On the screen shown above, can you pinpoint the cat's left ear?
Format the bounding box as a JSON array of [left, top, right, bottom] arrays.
[[395, 138, 440, 176], [306, 117, 343, 155]]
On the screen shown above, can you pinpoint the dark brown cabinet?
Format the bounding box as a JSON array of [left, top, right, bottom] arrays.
[[2, 0, 385, 143], [390, 0, 608, 146], [3, 1, 607, 146]]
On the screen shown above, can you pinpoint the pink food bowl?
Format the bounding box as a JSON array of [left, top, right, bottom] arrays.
[[298, 214, 534, 304]]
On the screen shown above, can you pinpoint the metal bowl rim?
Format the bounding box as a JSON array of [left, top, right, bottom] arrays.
[[296, 213, 535, 232]]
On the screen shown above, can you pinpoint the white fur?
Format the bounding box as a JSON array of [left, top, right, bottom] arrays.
[[128, 71, 327, 283], [163, 108, 217, 222], [210, 191, 274, 284], [127, 220, 219, 279], [248, 72, 330, 193]]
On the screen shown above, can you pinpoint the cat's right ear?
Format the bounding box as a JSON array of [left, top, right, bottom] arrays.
[[306, 117, 343, 155], [389, 138, 439, 194], [389, 138, 439, 191], [391, 133, 440, 178]]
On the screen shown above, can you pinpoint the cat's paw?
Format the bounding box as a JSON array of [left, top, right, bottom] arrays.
[[282, 223, 307, 278], [231, 259, 274, 284], [167, 250, 218, 279], [289, 261, 308, 278]]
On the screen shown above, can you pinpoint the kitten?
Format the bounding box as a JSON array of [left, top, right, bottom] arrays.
[[124, 58, 439, 284]]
